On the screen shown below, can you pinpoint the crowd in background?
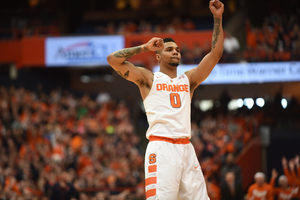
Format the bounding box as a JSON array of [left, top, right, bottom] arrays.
[[1, 4, 300, 63], [243, 13, 300, 62], [78, 10, 299, 64], [87, 17, 198, 36], [0, 85, 261, 200], [0, 86, 145, 200]]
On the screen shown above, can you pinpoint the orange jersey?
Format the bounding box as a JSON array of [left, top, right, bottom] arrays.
[[247, 183, 273, 200], [273, 187, 299, 200], [270, 177, 299, 200]]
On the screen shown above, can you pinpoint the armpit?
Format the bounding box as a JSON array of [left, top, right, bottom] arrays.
[[190, 81, 197, 91], [136, 79, 151, 89]]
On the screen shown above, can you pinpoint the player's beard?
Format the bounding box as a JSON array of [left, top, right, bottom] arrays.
[[169, 62, 179, 67], [169, 57, 180, 67], [169, 60, 179, 67]]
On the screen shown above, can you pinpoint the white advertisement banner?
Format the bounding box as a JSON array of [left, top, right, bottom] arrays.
[[153, 61, 300, 84], [45, 35, 124, 67]]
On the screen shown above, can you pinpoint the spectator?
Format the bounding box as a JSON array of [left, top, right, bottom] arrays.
[[221, 153, 242, 185], [270, 168, 298, 200], [220, 171, 243, 200], [96, 89, 111, 105], [50, 171, 79, 200], [247, 172, 273, 200], [223, 32, 240, 62], [282, 156, 300, 199], [207, 177, 221, 200]]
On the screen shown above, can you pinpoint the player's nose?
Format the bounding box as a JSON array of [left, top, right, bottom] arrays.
[[172, 49, 178, 55]]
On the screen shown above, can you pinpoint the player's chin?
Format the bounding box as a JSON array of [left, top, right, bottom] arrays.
[[169, 62, 180, 67]]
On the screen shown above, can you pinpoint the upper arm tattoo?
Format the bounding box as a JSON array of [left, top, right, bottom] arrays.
[[212, 18, 221, 49], [117, 70, 130, 79], [113, 46, 143, 60]]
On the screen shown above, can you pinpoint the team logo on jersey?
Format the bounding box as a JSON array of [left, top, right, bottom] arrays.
[[149, 153, 156, 164], [156, 83, 188, 92]]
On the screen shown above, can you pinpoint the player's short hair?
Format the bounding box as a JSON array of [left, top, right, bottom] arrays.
[[156, 37, 177, 54], [163, 37, 176, 43]]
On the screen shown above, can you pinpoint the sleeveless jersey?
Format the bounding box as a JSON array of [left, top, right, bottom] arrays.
[[143, 72, 191, 139]]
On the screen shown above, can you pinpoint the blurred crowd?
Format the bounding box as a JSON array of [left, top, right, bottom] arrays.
[[0, 85, 260, 200], [189, 113, 257, 200], [243, 12, 300, 62], [0, 86, 145, 200], [1, 8, 300, 63], [203, 155, 300, 200], [90, 17, 197, 36], [246, 156, 300, 200]]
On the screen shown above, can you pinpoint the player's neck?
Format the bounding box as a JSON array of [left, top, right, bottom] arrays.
[[159, 66, 177, 79]]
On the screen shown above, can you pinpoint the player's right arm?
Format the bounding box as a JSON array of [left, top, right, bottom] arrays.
[[107, 37, 164, 87]]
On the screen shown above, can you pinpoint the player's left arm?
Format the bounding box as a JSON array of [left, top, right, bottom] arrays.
[[185, 0, 224, 94]]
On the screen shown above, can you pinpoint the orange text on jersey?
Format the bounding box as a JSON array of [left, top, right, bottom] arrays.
[[156, 84, 189, 93]]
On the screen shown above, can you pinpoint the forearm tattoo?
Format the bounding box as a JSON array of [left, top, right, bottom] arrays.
[[117, 70, 130, 79], [212, 18, 221, 49], [113, 46, 144, 60]]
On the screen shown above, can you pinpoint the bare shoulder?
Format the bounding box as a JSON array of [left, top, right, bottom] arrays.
[[184, 68, 196, 79]]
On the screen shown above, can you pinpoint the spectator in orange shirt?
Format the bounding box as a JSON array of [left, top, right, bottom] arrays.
[[206, 178, 221, 200], [270, 168, 298, 200], [282, 156, 300, 199], [247, 172, 273, 200]]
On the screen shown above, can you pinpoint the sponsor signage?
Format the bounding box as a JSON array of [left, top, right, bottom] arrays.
[[45, 35, 124, 67], [153, 61, 300, 84]]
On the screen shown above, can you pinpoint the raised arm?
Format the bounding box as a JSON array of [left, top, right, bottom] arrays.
[[106, 37, 163, 86], [185, 0, 224, 93], [282, 157, 294, 186], [270, 168, 278, 187]]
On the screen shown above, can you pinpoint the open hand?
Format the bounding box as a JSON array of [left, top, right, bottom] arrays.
[[282, 157, 287, 167], [289, 159, 295, 170], [271, 168, 278, 179], [209, 0, 224, 18]]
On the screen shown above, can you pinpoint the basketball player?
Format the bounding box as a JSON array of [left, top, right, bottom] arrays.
[[107, 0, 224, 199]]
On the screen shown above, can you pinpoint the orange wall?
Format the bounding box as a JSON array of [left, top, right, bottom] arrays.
[[236, 138, 262, 191], [0, 37, 45, 68], [20, 37, 45, 67], [0, 40, 21, 66]]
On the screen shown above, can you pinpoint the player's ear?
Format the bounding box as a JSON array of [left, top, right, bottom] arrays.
[[156, 53, 161, 62]]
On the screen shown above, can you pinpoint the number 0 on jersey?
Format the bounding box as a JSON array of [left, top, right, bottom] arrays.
[[170, 93, 181, 108]]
